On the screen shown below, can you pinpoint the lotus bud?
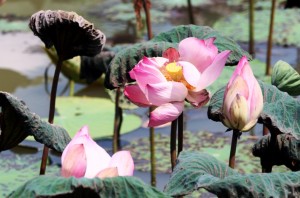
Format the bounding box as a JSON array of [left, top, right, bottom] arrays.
[[221, 57, 263, 132]]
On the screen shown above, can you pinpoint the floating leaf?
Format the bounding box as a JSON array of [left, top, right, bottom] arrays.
[[271, 60, 300, 96], [253, 133, 300, 171], [8, 176, 170, 198], [214, 9, 300, 46], [54, 96, 141, 139], [29, 10, 106, 60], [0, 92, 70, 152], [123, 130, 267, 174], [105, 25, 251, 89], [164, 151, 300, 197], [208, 81, 300, 139]]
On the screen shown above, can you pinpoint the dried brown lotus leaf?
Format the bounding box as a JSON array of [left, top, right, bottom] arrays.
[[29, 10, 106, 60]]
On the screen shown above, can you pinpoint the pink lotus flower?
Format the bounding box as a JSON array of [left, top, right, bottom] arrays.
[[221, 56, 263, 131], [124, 37, 231, 127], [61, 126, 134, 178]]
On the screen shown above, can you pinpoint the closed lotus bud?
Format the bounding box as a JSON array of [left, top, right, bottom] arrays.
[[221, 56, 263, 132]]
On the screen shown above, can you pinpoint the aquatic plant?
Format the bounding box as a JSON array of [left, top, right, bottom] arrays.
[[2, 3, 300, 197]]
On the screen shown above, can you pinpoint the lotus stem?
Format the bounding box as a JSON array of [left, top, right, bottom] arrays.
[[40, 58, 63, 175], [177, 113, 184, 155], [149, 107, 156, 186], [266, 0, 276, 75], [142, 0, 153, 40], [229, 129, 241, 169], [187, 0, 195, 24], [113, 87, 122, 153], [170, 118, 177, 171], [249, 0, 255, 57], [69, 80, 75, 96]]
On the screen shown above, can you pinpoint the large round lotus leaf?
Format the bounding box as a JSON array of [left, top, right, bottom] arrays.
[[54, 97, 141, 139], [213, 9, 300, 46]]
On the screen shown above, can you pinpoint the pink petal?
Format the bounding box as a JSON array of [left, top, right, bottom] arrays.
[[178, 37, 218, 73], [227, 56, 248, 87], [197, 50, 231, 91], [130, 58, 167, 92], [223, 76, 249, 120], [96, 167, 119, 179], [61, 144, 87, 178], [162, 47, 180, 62], [178, 61, 201, 88], [186, 89, 210, 108], [146, 81, 187, 106], [124, 85, 151, 107], [148, 102, 184, 127], [109, 151, 134, 176], [80, 127, 111, 178], [249, 79, 263, 120], [142, 56, 168, 69]]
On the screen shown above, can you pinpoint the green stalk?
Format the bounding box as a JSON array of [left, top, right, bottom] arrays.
[[149, 107, 156, 186], [266, 0, 276, 75], [228, 129, 241, 169], [187, 0, 195, 24], [249, 0, 255, 57], [142, 0, 156, 185], [177, 113, 184, 155], [40, 58, 63, 175], [113, 87, 122, 153], [170, 119, 177, 171], [142, 0, 153, 40], [69, 80, 75, 96]]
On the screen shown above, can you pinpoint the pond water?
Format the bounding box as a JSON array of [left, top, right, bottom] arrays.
[[0, 0, 297, 196]]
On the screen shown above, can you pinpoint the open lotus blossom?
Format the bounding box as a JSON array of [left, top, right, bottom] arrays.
[[221, 56, 263, 132], [61, 126, 134, 178], [124, 37, 231, 127]]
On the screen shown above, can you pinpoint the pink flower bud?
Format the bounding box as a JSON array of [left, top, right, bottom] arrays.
[[222, 57, 263, 131]]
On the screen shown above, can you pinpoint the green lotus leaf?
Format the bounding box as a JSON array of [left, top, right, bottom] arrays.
[[54, 96, 141, 139], [105, 25, 251, 89], [271, 60, 300, 96], [0, 92, 70, 152], [8, 176, 170, 198], [164, 151, 300, 197]]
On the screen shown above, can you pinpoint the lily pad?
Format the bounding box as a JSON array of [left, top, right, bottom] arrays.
[[214, 9, 300, 46], [123, 130, 286, 174], [0, 151, 60, 197], [54, 96, 141, 139]]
